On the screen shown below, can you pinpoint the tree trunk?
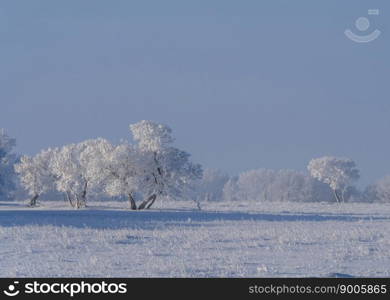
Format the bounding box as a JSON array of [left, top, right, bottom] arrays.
[[341, 188, 346, 203], [29, 194, 39, 207], [74, 194, 85, 209], [66, 191, 75, 207], [146, 194, 157, 209], [75, 195, 80, 209], [128, 193, 137, 210], [192, 197, 202, 211], [138, 194, 156, 210], [333, 189, 341, 203], [80, 181, 88, 207]]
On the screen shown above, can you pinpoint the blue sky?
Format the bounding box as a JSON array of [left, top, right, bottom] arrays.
[[1, 0, 389, 185]]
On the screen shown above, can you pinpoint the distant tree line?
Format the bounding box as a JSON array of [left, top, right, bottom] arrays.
[[1, 121, 390, 208]]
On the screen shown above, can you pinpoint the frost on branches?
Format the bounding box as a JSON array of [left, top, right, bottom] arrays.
[[128, 120, 202, 210], [0, 129, 18, 200], [102, 143, 143, 210], [14, 121, 203, 209], [15, 139, 114, 208], [15, 148, 58, 206], [192, 169, 230, 202], [222, 169, 333, 203], [369, 176, 390, 203], [13, 120, 388, 207], [307, 156, 360, 202], [50, 139, 114, 208]]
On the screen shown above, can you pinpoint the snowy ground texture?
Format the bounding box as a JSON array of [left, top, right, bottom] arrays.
[[1, 200, 390, 277]]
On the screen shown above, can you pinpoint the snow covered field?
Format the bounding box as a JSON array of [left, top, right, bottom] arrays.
[[1, 200, 390, 277]]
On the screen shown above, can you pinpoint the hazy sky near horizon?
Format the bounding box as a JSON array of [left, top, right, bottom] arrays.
[[1, 0, 389, 185]]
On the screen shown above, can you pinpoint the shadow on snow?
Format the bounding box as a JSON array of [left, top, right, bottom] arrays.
[[0, 209, 388, 229]]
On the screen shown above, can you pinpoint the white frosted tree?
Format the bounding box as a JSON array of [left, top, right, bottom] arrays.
[[103, 143, 143, 210], [0, 129, 17, 200], [0, 129, 16, 156], [307, 156, 360, 202], [50, 138, 113, 208], [371, 175, 390, 203], [235, 169, 277, 202], [14, 148, 58, 206], [49, 143, 81, 207], [192, 168, 230, 202], [130, 120, 203, 209], [77, 138, 115, 202], [222, 177, 239, 202], [226, 168, 333, 203]]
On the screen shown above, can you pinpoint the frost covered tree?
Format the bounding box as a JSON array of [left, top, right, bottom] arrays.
[[50, 138, 113, 208], [222, 177, 239, 201], [307, 156, 360, 202], [103, 143, 143, 210], [13, 122, 201, 210], [269, 169, 329, 202], [369, 176, 390, 203], [77, 138, 115, 202], [129, 120, 203, 209], [235, 169, 277, 202], [224, 168, 333, 203], [50, 143, 84, 207], [0, 129, 17, 200], [192, 168, 230, 202], [361, 184, 377, 203], [0, 129, 15, 158], [14, 148, 58, 206]]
